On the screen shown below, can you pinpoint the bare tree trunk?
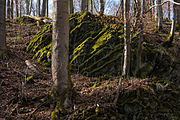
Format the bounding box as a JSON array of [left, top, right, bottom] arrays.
[[136, 0, 144, 77], [157, 0, 163, 31], [46, 0, 48, 17], [36, 0, 40, 17], [0, 0, 6, 56], [168, 1, 171, 20], [7, 0, 11, 19], [19, 0, 22, 17], [52, 0, 72, 108], [99, 0, 105, 15], [15, 0, 19, 17], [166, 4, 176, 44], [177, 4, 180, 24], [152, 0, 156, 20], [88, 0, 93, 13], [122, 0, 131, 79], [26, 0, 30, 15], [29, 0, 33, 15], [69, 0, 74, 14], [121, 0, 124, 20], [41, 0, 46, 16], [149, 0, 153, 20], [81, 0, 88, 13], [11, 0, 14, 19]]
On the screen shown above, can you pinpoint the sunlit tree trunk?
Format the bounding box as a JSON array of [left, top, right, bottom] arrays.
[[7, 0, 11, 19], [166, 4, 176, 43], [0, 0, 6, 56], [88, 0, 93, 13], [15, 0, 19, 17], [36, 0, 40, 17], [52, 0, 72, 108], [122, 0, 130, 79]]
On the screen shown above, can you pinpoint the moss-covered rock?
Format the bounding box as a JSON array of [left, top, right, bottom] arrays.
[[14, 16, 46, 26], [26, 12, 176, 79]]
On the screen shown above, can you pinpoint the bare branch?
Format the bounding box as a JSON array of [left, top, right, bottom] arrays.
[[144, 0, 180, 15]]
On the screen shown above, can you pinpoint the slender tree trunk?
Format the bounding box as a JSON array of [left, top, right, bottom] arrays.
[[157, 0, 163, 31], [0, 0, 6, 56], [152, 0, 156, 21], [11, 0, 14, 19], [167, 5, 176, 43], [177, 4, 180, 24], [41, 0, 46, 16], [26, 0, 30, 15], [69, 0, 74, 14], [46, 0, 48, 17], [29, 0, 33, 15], [52, 0, 72, 108], [81, 0, 88, 13], [99, 0, 105, 15], [88, 0, 93, 13], [121, 0, 124, 20], [36, 0, 40, 17], [7, 0, 11, 19], [122, 0, 131, 79], [19, 0, 22, 17], [149, 0, 153, 20], [15, 0, 19, 17], [136, 0, 144, 77], [168, 1, 171, 20]]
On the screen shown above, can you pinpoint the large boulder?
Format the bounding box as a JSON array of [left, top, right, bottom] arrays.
[[26, 12, 175, 79]]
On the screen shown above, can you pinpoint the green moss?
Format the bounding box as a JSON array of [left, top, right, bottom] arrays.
[[175, 24, 180, 31], [26, 12, 175, 78]]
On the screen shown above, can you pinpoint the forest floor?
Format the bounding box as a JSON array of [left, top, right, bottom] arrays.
[[0, 19, 180, 120]]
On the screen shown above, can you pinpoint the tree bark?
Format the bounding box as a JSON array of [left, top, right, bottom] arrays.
[[52, 0, 72, 108], [177, 4, 180, 24], [69, 0, 74, 14], [121, 0, 124, 20], [81, 0, 88, 13], [157, 0, 163, 31], [136, 0, 144, 77], [36, 0, 40, 17], [168, 1, 171, 20], [41, 0, 46, 17], [99, 0, 105, 15], [11, 0, 14, 19], [0, 0, 6, 56], [46, 0, 48, 17], [7, 0, 11, 19], [122, 0, 131, 79], [168, 4, 176, 43], [26, 0, 30, 15], [88, 0, 93, 13], [19, 0, 22, 17], [15, 0, 19, 17]]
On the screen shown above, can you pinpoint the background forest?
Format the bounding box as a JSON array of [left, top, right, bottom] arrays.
[[0, 0, 180, 120]]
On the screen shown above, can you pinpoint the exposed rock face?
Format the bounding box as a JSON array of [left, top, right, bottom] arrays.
[[26, 12, 176, 79]]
